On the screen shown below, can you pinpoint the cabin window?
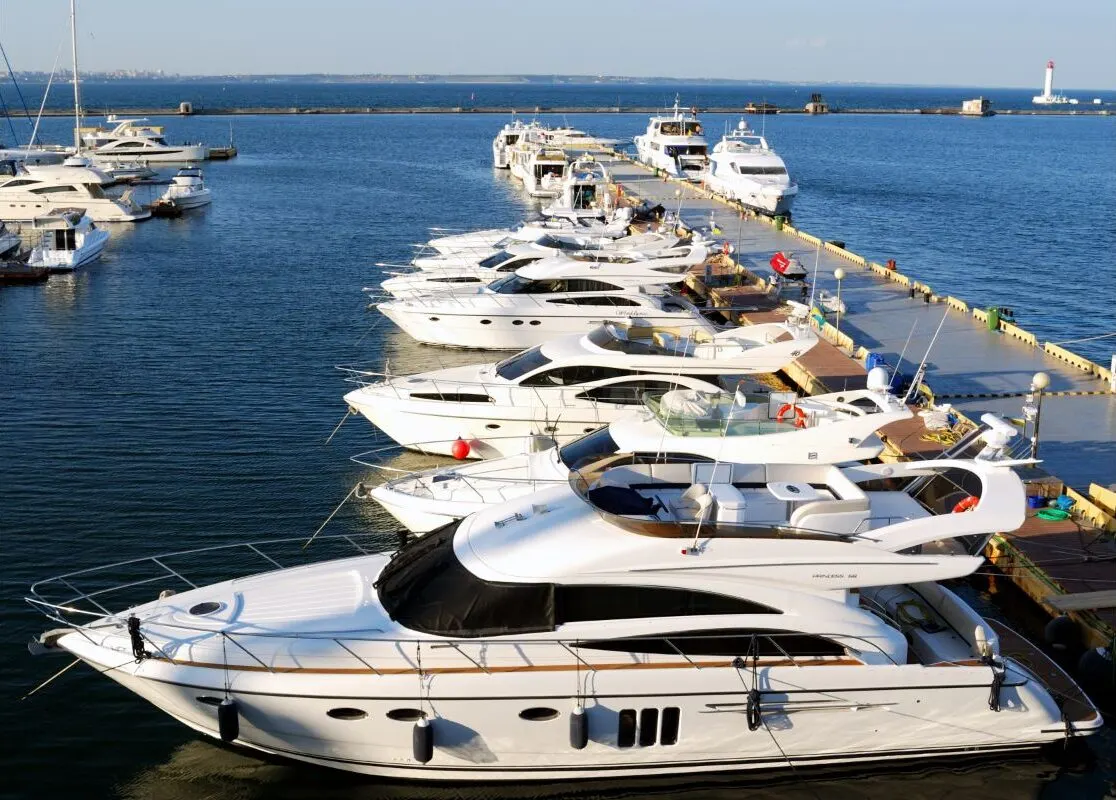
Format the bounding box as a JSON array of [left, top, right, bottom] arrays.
[[429, 276, 481, 284], [558, 427, 621, 469], [30, 185, 78, 195], [494, 346, 552, 380], [733, 165, 787, 176], [375, 522, 555, 638], [478, 250, 514, 269], [576, 630, 845, 659], [407, 392, 493, 403], [574, 379, 684, 405], [520, 365, 633, 387], [557, 587, 779, 625], [1, 178, 38, 187]]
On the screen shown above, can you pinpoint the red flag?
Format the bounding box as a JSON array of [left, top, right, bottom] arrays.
[[770, 251, 791, 274]]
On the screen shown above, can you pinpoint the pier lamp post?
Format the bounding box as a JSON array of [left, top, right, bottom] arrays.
[[674, 188, 683, 222], [833, 268, 846, 337], [1028, 371, 1050, 459]]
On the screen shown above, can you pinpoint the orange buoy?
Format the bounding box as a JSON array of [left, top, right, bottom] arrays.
[[952, 496, 979, 513], [450, 438, 471, 460], [775, 403, 808, 429]]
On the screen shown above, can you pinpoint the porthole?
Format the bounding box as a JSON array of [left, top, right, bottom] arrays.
[[188, 601, 224, 616], [583, 427, 595, 433], [529, 320, 541, 326], [386, 708, 426, 722], [518, 707, 559, 721], [485, 423, 501, 430], [480, 319, 492, 325], [327, 707, 367, 721], [195, 696, 223, 706], [428, 316, 440, 322], [512, 320, 524, 326]]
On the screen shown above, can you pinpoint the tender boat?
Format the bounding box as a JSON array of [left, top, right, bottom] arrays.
[[79, 116, 207, 163], [0, 161, 149, 222], [376, 260, 713, 350], [27, 452, 1101, 781], [769, 251, 808, 281], [363, 370, 911, 532], [26, 208, 109, 270], [704, 120, 797, 216], [157, 168, 212, 210], [380, 238, 707, 300], [633, 99, 708, 179], [343, 316, 819, 459]]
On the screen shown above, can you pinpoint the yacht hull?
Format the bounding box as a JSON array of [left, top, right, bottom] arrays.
[[377, 304, 708, 350], [57, 630, 1094, 783], [28, 229, 110, 270]]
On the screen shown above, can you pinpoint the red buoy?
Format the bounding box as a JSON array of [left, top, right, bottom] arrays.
[[451, 438, 471, 460]]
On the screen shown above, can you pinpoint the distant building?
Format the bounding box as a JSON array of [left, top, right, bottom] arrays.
[[744, 102, 779, 115], [960, 97, 994, 117], [804, 93, 829, 114]]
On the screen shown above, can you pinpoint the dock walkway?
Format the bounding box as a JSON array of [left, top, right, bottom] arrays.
[[603, 155, 1116, 489]]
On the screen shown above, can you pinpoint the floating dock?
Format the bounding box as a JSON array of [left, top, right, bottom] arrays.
[[595, 150, 1116, 650]]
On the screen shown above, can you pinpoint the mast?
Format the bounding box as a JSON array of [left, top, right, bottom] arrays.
[[70, 0, 82, 152]]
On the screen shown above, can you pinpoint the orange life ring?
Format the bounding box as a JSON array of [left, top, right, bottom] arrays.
[[952, 496, 979, 513], [776, 403, 808, 428]]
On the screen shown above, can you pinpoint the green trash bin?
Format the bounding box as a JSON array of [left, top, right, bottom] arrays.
[[987, 307, 1000, 331], [774, 215, 785, 231]]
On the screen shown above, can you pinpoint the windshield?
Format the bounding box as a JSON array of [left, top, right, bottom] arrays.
[[559, 426, 621, 469], [495, 346, 552, 380], [478, 250, 513, 269]]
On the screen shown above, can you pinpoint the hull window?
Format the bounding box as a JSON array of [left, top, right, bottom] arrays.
[[577, 629, 842, 658], [661, 707, 680, 745], [638, 708, 659, 747], [617, 709, 637, 748]]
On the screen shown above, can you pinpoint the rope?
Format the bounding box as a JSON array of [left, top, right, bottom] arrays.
[[0, 39, 34, 131], [323, 408, 352, 445], [1050, 331, 1116, 346], [302, 484, 358, 550]]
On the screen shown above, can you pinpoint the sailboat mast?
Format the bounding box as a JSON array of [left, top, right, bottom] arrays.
[[70, 0, 82, 152]]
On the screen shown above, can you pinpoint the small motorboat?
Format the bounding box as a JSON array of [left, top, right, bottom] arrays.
[[158, 168, 212, 210], [817, 288, 847, 315], [770, 251, 808, 280], [26, 208, 110, 271]]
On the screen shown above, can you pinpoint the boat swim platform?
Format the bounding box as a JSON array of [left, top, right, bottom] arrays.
[[600, 153, 1116, 491]]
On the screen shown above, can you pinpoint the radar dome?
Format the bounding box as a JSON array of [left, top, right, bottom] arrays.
[[867, 366, 890, 392]]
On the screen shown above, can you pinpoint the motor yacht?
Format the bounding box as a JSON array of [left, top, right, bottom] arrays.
[[492, 121, 531, 169], [704, 121, 798, 217], [344, 315, 818, 459], [539, 156, 614, 221], [0, 161, 149, 222], [363, 371, 911, 532], [79, 116, 207, 163], [157, 168, 212, 209], [28, 452, 1100, 780], [516, 146, 569, 198], [0, 220, 22, 258], [541, 126, 622, 150], [376, 259, 712, 350], [633, 99, 708, 179], [26, 208, 109, 270], [380, 239, 707, 300]]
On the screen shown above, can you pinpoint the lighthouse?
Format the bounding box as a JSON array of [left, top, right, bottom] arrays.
[[1033, 59, 1073, 104]]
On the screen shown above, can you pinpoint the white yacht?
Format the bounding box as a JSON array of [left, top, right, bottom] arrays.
[[157, 168, 212, 209], [28, 454, 1100, 780], [704, 121, 798, 216], [344, 317, 818, 459], [363, 375, 910, 533], [377, 260, 711, 350], [0, 162, 149, 222], [633, 99, 708, 178], [517, 146, 569, 198], [380, 239, 707, 300], [0, 220, 22, 257], [492, 121, 530, 169], [26, 208, 109, 270], [541, 126, 622, 150], [539, 156, 613, 221], [80, 116, 207, 163]]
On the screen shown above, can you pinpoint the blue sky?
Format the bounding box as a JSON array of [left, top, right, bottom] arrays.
[[1, 0, 1113, 88]]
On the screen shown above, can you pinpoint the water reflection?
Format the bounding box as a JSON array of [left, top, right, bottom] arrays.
[[116, 737, 1100, 800]]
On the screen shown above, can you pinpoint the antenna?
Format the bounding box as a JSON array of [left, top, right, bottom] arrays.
[[902, 308, 950, 405], [69, 0, 82, 153]]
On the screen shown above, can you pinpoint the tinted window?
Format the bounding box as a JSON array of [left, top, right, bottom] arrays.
[[478, 250, 513, 269], [494, 346, 552, 380], [558, 426, 619, 469], [520, 365, 632, 387], [556, 586, 778, 625], [376, 523, 554, 637], [408, 392, 492, 403], [577, 630, 843, 658], [574, 379, 685, 405]]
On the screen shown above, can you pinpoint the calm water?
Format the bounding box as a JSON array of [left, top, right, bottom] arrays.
[[2, 103, 1114, 799]]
